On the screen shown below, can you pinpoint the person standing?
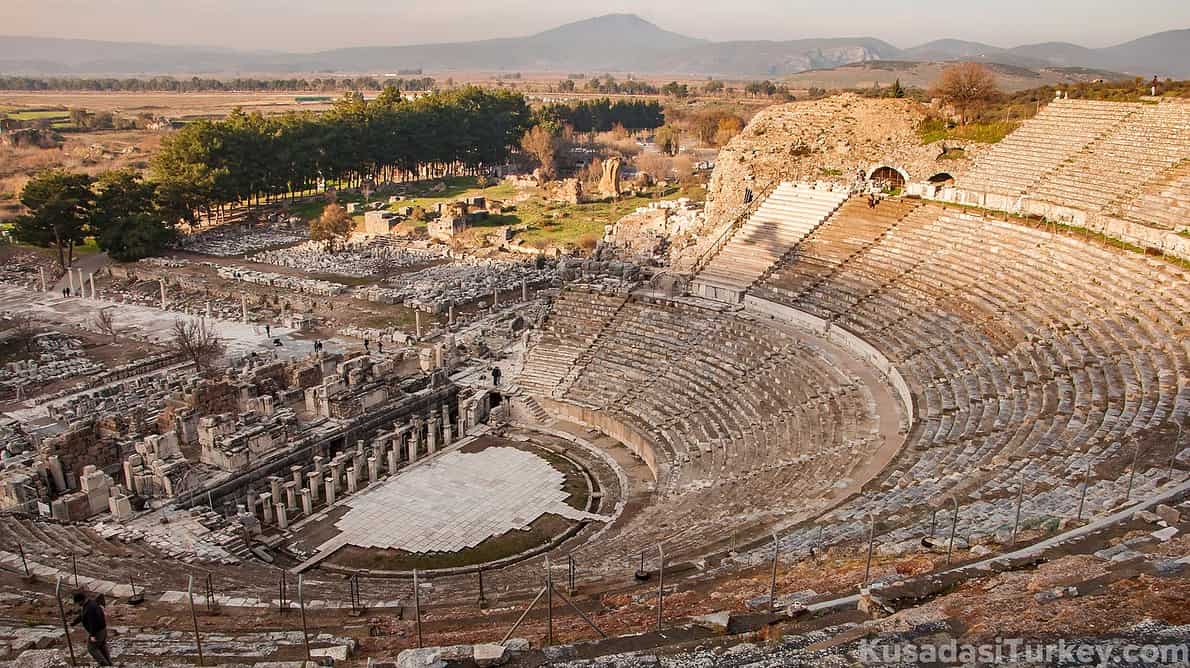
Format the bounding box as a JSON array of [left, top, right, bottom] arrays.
[[71, 592, 113, 666]]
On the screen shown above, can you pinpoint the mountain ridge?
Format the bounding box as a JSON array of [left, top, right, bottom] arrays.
[[0, 15, 1186, 78]]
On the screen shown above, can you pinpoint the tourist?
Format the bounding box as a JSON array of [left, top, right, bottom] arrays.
[[265, 324, 271, 338], [364, 339, 370, 352], [378, 342, 384, 354], [868, 193, 877, 209], [1151, 75, 1159, 97], [491, 366, 502, 386], [71, 592, 112, 666]]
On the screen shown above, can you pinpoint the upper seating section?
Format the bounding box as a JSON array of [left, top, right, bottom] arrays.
[[1029, 101, 1190, 214], [1113, 159, 1190, 231], [958, 99, 1140, 199], [693, 182, 849, 301]]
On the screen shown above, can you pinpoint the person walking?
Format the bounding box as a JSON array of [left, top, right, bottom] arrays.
[[71, 592, 113, 666]]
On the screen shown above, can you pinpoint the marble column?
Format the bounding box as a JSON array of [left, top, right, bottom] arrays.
[[308, 472, 321, 504], [387, 448, 399, 474], [346, 466, 358, 494], [89, 274, 97, 299], [427, 416, 439, 454], [300, 488, 313, 516], [325, 477, 336, 505], [275, 503, 288, 530], [159, 279, 167, 310], [269, 476, 282, 501], [368, 456, 378, 484], [284, 481, 298, 512], [261, 493, 274, 523], [291, 465, 304, 489]]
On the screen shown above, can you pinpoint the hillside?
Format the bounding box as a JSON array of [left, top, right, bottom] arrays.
[[0, 15, 1186, 77], [785, 60, 1129, 92]]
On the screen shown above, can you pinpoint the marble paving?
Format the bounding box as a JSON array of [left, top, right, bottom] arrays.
[[321, 447, 602, 554]]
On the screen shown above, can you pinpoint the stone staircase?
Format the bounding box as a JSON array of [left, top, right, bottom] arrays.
[[691, 182, 849, 303]]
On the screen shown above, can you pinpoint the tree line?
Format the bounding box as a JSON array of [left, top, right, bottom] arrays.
[[0, 76, 436, 93], [535, 98, 664, 134], [150, 86, 533, 224], [13, 169, 178, 267]]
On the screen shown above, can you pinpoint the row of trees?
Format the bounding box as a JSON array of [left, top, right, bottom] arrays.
[[13, 169, 179, 267], [535, 98, 665, 133], [151, 86, 533, 223], [0, 76, 436, 92]]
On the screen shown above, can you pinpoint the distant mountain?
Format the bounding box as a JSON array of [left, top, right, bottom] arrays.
[[1094, 29, 1190, 78], [0, 15, 1186, 78]]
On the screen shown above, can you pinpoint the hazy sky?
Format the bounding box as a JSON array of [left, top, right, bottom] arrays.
[[6, 0, 1188, 51]]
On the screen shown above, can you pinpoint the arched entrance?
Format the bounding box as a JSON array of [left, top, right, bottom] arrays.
[[928, 172, 955, 186], [868, 165, 908, 191]]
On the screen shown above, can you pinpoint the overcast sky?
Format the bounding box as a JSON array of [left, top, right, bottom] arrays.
[[6, 0, 1188, 51]]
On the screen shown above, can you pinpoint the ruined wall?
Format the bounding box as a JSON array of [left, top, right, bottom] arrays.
[[680, 94, 984, 270]]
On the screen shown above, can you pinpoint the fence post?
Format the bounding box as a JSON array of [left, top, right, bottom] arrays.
[[863, 513, 876, 586], [946, 497, 959, 565], [18, 543, 31, 578], [567, 555, 576, 596], [1078, 459, 1092, 521], [1011, 482, 1024, 545], [187, 575, 205, 666], [71, 553, 79, 589], [656, 544, 665, 631], [297, 574, 311, 663], [1125, 440, 1141, 501], [278, 566, 287, 614], [769, 532, 781, 612], [413, 568, 423, 648], [477, 567, 487, 609], [1168, 423, 1182, 483], [545, 557, 553, 646], [55, 577, 77, 667]]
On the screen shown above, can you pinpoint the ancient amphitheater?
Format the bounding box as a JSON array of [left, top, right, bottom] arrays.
[[2, 96, 1188, 667]]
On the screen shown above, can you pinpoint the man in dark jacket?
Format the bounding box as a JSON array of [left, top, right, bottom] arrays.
[[71, 592, 112, 666]]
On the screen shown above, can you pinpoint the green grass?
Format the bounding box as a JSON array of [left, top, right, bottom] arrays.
[[6, 109, 69, 120], [387, 176, 517, 213], [918, 118, 1019, 145]]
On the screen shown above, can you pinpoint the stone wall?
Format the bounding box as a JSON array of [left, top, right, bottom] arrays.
[[684, 94, 984, 270]]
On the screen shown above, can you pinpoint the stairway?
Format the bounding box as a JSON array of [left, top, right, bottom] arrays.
[[691, 182, 849, 303]]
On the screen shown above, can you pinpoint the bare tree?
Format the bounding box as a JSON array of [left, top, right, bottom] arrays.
[[931, 63, 1001, 124], [310, 203, 354, 251], [92, 308, 118, 344], [171, 318, 226, 373], [521, 126, 559, 179]]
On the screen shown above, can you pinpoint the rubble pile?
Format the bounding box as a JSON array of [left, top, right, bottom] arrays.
[[175, 222, 307, 257], [215, 266, 346, 296], [250, 238, 446, 278], [0, 247, 60, 288], [357, 257, 557, 311], [603, 198, 704, 263], [0, 332, 104, 395]]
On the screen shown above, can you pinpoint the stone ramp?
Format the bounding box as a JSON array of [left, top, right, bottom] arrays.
[[692, 182, 849, 303]]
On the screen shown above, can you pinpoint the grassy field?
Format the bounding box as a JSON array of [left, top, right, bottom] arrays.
[[918, 118, 1019, 145]]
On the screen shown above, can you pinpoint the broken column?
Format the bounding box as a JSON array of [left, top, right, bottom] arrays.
[[291, 465, 304, 489], [300, 488, 313, 516], [307, 471, 321, 504], [160, 279, 167, 310], [242, 294, 249, 322], [387, 447, 399, 474], [324, 477, 336, 505], [368, 456, 378, 484], [415, 311, 422, 339], [284, 481, 298, 512], [275, 502, 288, 530], [427, 415, 439, 454], [89, 273, 97, 299], [260, 492, 274, 523], [346, 466, 358, 494], [39, 267, 47, 292]]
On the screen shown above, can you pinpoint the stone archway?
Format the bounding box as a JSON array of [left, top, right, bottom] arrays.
[[868, 165, 909, 190], [928, 172, 956, 185]]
